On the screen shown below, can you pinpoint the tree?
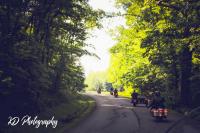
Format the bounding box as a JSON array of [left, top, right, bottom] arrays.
[[85, 71, 108, 91], [0, 0, 104, 130], [108, 0, 200, 108]]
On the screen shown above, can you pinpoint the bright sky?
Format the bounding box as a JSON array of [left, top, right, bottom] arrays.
[[81, 0, 125, 76]]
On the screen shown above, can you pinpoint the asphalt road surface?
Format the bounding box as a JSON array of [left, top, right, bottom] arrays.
[[68, 93, 200, 133]]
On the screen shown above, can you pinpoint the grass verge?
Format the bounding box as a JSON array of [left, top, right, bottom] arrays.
[[6, 94, 96, 133]]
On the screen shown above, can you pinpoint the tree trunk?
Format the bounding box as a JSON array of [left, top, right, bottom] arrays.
[[53, 54, 66, 91], [179, 45, 192, 107], [170, 45, 179, 91]]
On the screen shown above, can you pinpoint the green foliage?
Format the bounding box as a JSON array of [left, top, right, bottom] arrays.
[[108, 25, 149, 93], [108, 0, 200, 108], [85, 71, 108, 91], [0, 0, 103, 130]]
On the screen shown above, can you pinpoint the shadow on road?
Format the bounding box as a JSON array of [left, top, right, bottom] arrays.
[[151, 119, 173, 124]]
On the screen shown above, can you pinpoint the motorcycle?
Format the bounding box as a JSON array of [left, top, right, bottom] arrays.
[[110, 91, 113, 95], [97, 89, 101, 94], [150, 108, 168, 120], [114, 92, 118, 98], [132, 98, 137, 107]]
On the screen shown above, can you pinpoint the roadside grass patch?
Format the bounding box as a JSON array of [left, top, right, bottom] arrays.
[[6, 94, 95, 133]]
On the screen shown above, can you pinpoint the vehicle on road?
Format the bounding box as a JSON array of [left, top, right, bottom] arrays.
[[131, 95, 149, 107], [150, 108, 168, 121], [114, 92, 118, 97], [137, 95, 148, 106], [97, 88, 101, 94], [110, 87, 114, 95], [114, 89, 118, 98], [110, 91, 113, 95], [132, 98, 137, 106]]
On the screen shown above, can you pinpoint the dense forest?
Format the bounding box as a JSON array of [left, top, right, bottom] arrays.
[[107, 0, 200, 109], [0, 0, 103, 131]]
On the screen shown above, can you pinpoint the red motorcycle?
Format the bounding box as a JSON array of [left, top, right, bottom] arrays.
[[150, 108, 168, 120]]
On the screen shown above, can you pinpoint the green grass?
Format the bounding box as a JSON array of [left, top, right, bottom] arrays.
[[6, 94, 96, 133], [58, 95, 96, 132]]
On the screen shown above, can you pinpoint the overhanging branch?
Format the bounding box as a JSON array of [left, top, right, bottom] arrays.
[[157, 0, 181, 11]]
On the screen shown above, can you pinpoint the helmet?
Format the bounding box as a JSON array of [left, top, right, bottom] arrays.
[[155, 91, 160, 96]]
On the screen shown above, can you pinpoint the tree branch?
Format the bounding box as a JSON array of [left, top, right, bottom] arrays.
[[157, 0, 181, 11]]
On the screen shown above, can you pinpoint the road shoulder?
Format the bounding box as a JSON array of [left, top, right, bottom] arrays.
[[59, 94, 96, 133]]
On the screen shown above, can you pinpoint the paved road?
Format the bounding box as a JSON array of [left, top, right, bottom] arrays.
[[68, 93, 200, 133]]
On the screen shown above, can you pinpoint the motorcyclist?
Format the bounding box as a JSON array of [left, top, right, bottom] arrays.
[[131, 90, 138, 103], [149, 91, 165, 109], [97, 87, 101, 94], [110, 87, 114, 95], [114, 88, 118, 97]]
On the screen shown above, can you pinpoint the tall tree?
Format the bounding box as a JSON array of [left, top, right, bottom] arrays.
[[0, 0, 104, 130], [108, 0, 200, 108]]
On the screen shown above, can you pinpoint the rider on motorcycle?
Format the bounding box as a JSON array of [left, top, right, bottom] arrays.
[[97, 87, 101, 94], [131, 90, 138, 103], [149, 91, 165, 109], [110, 87, 114, 95], [114, 88, 118, 97]]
